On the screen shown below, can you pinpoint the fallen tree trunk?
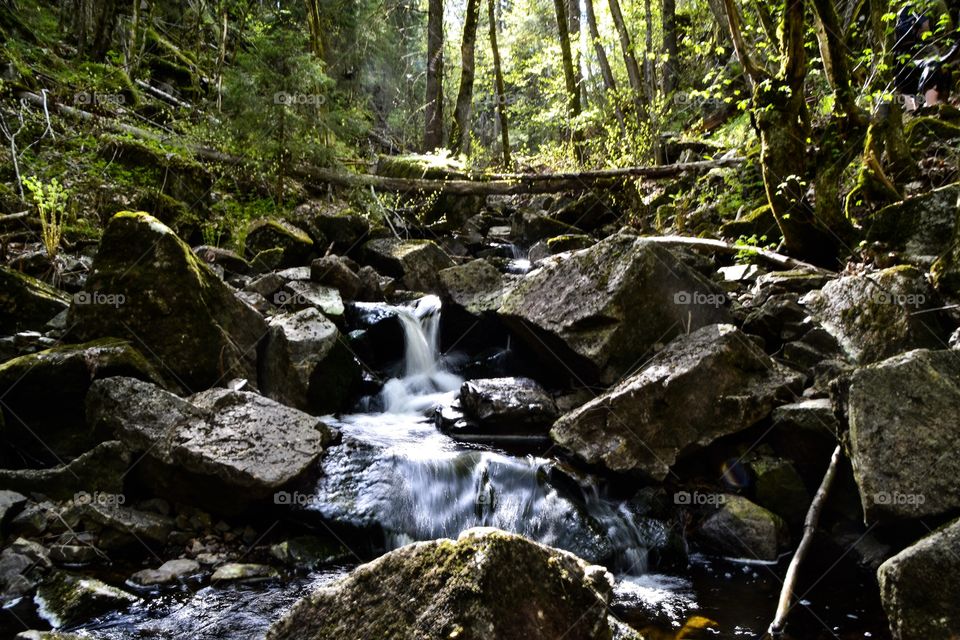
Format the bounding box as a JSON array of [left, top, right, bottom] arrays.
[[767, 444, 843, 638], [16, 89, 743, 195], [643, 235, 834, 274]]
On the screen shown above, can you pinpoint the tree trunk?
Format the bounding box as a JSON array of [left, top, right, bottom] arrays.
[[643, 0, 664, 163], [608, 0, 649, 128], [424, 0, 445, 150], [304, 0, 325, 59], [568, 0, 586, 108], [661, 0, 678, 95], [488, 0, 511, 166], [553, 0, 584, 158], [450, 0, 481, 154], [585, 0, 626, 131], [90, 0, 120, 60]]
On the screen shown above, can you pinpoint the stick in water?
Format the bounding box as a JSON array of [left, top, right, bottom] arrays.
[[768, 444, 843, 638]]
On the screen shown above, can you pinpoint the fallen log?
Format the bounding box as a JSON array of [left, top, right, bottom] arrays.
[[642, 235, 834, 274], [767, 444, 843, 638]]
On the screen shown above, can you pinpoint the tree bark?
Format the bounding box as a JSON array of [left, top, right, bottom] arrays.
[[450, 0, 481, 154], [304, 0, 325, 59], [553, 0, 584, 158], [424, 0, 445, 150], [661, 0, 678, 95], [585, 0, 626, 131], [568, 0, 586, 108], [488, 0, 511, 166], [609, 0, 651, 130]]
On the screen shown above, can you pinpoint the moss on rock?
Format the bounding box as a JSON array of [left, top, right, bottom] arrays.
[[0, 266, 70, 334]]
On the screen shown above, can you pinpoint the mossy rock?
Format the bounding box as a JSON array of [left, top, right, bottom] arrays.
[[696, 495, 789, 561], [68, 212, 266, 391], [34, 571, 137, 628], [98, 135, 210, 207], [292, 200, 369, 253], [720, 204, 781, 242], [0, 265, 70, 334], [545, 234, 594, 253], [244, 219, 315, 268], [267, 528, 616, 640], [748, 456, 810, 527], [0, 339, 163, 462], [866, 182, 960, 264], [905, 116, 960, 148], [136, 191, 198, 237], [363, 238, 454, 292]]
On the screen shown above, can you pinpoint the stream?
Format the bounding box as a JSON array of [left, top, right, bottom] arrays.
[[66, 295, 888, 639]]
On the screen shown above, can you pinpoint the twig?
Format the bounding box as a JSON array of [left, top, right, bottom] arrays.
[[767, 444, 843, 638]]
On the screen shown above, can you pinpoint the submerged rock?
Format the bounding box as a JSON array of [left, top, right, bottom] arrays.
[[362, 238, 454, 292], [846, 349, 960, 523], [0, 266, 70, 335], [211, 563, 280, 583], [498, 234, 730, 384], [0, 339, 162, 461], [68, 212, 266, 391], [801, 265, 947, 365], [86, 377, 335, 514], [878, 517, 960, 640], [267, 528, 616, 640], [551, 324, 803, 480], [260, 308, 360, 413], [695, 495, 788, 561], [459, 377, 558, 430]]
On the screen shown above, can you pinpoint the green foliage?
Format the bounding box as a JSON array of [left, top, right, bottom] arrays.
[[23, 175, 68, 258], [734, 233, 776, 264]]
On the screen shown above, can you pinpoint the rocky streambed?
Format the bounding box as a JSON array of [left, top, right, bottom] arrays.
[[2, 188, 960, 639]]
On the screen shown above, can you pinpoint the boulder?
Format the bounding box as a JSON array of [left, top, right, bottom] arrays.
[[551, 324, 803, 480], [696, 495, 788, 561], [511, 209, 585, 244], [866, 182, 960, 265], [878, 517, 960, 640], [280, 281, 345, 318], [71, 499, 174, 549], [438, 259, 514, 315], [35, 571, 137, 628], [86, 377, 336, 514], [748, 456, 810, 526], [801, 266, 947, 365], [0, 339, 163, 461], [498, 234, 731, 384], [192, 245, 251, 275], [846, 349, 960, 523], [310, 256, 362, 300], [459, 377, 558, 430], [0, 490, 27, 530], [244, 219, 314, 267], [68, 212, 266, 391], [362, 238, 454, 292], [292, 201, 370, 254], [0, 266, 71, 335], [267, 528, 616, 640], [129, 558, 200, 587], [260, 308, 360, 413], [0, 538, 51, 604]]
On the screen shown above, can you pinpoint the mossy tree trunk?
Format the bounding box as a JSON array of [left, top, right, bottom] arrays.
[[450, 0, 482, 155], [424, 0, 445, 151]]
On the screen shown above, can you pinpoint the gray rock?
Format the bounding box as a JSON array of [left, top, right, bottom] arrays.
[[0, 490, 27, 528], [280, 281, 345, 317], [551, 324, 803, 480], [68, 212, 266, 391], [0, 265, 70, 334], [459, 377, 558, 430], [210, 563, 279, 583], [696, 495, 788, 561], [260, 308, 360, 413], [866, 182, 960, 265], [498, 234, 731, 384], [86, 378, 335, 514], [72, 500, 174, 549], [310, 256, 363, 300], [362, 238, 454, 292], [0, 339, 163, 460], [292, 200, 370, 254], [129, 558, 201, 587], [267, 528, 615, 640], [244, 219, 314, 268], [0, 538, 51, 604], [748, 456, 810, 526], [245, 272, 286, 298], [193, 245, 251, 275], [801, 266, 947, 365], [0, 441, 131, 501], [878, 517, 960, 639], [35, 571, 137, 628], [847, 349, 960, 523], [438, 259, 515, 315]]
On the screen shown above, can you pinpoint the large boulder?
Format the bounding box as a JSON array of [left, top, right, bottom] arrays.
[[801, 266, 947, 365], [292, 201, 370, 255], [362, 238, 454, 292], [86, 377, 336, 514], [68, 212, 266, 391], [551, 324, 804, 480], [878, 518, 960, 640], [243, 219, 314, 268], [260, 308, 360, 413], [846, 349, 960, 524], [866, 182, 960, 265], [498, 234, 731, 384], [0, 266, 70, 335], [267, 528, 617, 640], [0, 339, 163, 462], [438, 259, 515, 315]]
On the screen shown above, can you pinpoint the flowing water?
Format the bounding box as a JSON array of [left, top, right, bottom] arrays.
[[56, 295, 889, 639]]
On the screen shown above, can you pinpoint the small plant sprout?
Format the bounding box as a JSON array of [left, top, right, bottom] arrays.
[[23, 176, 69, 259]]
